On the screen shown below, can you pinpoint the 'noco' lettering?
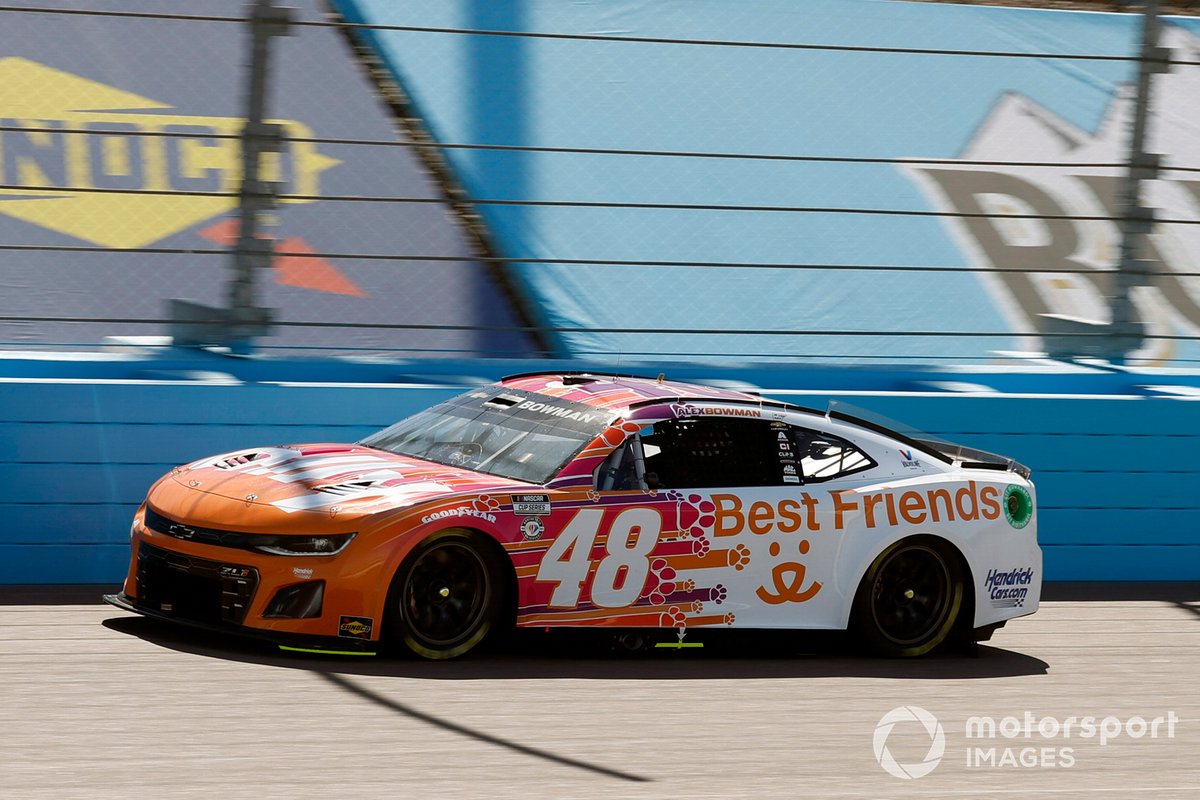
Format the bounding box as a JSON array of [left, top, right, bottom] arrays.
[[0, 57, 338, 250]]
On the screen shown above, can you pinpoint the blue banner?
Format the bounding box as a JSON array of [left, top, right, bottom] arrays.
[[336, 0, 1200, 365]]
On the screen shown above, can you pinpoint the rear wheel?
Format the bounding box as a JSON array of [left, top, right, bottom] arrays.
[[387, 529, 500, 660], [852, 538, 964, 657]]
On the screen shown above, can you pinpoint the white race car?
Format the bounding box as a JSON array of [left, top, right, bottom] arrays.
[[108, 372, 1039, 658]]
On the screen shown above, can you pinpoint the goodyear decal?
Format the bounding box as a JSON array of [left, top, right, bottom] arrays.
[[0, 57, 339, 249]]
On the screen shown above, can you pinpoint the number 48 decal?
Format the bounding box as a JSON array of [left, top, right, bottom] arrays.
[[536, 507, 663, 608]]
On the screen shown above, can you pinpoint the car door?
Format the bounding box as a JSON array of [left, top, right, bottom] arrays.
[[631, 413, 878, 629], [527, 412, 880, 631]]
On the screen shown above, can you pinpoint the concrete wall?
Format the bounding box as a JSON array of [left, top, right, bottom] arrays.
[[3, 354, 1198, 583]]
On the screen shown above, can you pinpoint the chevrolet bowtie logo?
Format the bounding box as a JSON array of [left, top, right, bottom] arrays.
[[0, 57, 340, 250], [166, 523, 196, 539]]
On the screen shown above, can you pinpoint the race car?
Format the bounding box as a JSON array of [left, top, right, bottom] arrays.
[[105, 372, 1040, 659]]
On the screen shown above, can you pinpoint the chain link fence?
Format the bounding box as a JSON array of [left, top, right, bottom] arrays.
[[0, 0, 1197, 364]]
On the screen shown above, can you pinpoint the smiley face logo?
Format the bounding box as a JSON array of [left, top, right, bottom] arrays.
[[756, 539, 822, 604]]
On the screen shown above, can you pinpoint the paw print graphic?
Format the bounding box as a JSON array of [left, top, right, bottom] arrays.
[[681, 579, 696, 592], [690, 495, 716, 526], [708, 584, 728, 604], [586, 489, 601, 503], [691, 537, 711, 557], [676, 493, 716, 534], [727, 543, 751, 571], [664, 489, 685, 503], [658, 606, 687, 628], [647, 559, 677, 598], [723, 612, 736, 626], [472, 495, 500, 513], [690, 600, 704, 614]]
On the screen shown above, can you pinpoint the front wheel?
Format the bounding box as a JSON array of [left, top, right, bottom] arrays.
[[851, 538, 964, 658], [386, 529, 501, 660]]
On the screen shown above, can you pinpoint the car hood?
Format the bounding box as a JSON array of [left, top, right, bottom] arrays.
[[167, 443, 529, 518]]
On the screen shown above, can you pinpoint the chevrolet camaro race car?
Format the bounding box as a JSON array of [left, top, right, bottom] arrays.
[[105, 372, 1041, 659]]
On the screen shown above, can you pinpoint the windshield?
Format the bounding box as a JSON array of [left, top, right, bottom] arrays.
[[359, 388, 617, 484]]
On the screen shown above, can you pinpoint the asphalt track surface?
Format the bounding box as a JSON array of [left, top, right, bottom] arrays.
[[1, 586, 1197, 800]]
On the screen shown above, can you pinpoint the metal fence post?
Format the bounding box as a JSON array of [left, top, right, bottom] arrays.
[[1110, 0, 1169, 362], [170, 0, 292, 352]]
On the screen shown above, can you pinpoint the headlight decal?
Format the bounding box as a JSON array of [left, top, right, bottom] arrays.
[[144, 507, 356, 556]]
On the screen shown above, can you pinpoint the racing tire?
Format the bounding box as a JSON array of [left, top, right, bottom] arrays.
[[851, 537, 964, 658], [386, 529, 502, 660]]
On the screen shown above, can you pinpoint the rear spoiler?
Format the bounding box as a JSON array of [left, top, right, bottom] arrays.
[[914, 439, 1031, 480]]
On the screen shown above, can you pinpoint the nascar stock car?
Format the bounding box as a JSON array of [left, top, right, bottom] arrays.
[[105, 372, 1040, 659]]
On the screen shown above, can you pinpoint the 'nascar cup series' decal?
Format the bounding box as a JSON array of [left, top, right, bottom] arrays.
[[512, 494, 552, 515]]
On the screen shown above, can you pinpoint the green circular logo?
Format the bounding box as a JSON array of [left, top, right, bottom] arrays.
[[1003, 485, 1033, 529]]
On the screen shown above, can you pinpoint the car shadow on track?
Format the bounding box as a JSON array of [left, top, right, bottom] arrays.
[[100, 614, 1049, 785], [101, 614, 1049, 680]]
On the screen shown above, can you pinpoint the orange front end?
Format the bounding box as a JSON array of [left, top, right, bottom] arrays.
[[108, 443, 525, 649]]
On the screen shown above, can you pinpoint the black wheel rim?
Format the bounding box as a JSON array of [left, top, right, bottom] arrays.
[[403, 541, 489, 647], [870, 545, 952, 646]]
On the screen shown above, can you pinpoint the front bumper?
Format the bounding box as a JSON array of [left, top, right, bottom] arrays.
[[119, 490, 398, 642], [103, 591, 378, 654]]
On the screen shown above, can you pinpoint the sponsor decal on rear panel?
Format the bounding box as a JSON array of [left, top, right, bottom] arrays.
[[985, 567, 1035, 608]]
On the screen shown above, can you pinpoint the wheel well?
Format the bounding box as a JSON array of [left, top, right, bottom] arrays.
[[902, 534, 976, 637], [384, 527, 519, 634], [468, 528, 520, 629], [852, 533, 975, 629], [849, 533, 977, 655]]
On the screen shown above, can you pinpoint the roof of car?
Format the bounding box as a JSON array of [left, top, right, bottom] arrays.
[[499, 371, 761, 411], [498, 371, 957, 466]]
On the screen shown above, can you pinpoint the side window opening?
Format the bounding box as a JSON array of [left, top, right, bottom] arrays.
[[595, 434, 649, 491], [595, 417, 877, 491], [640, 417, 778, 489], [793, 429, 875, 482]]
